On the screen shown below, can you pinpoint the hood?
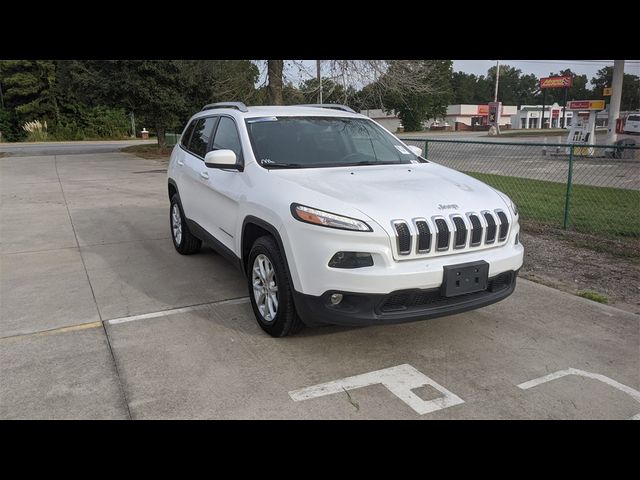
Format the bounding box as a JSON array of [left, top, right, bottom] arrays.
[[270, 162, 509, 230]]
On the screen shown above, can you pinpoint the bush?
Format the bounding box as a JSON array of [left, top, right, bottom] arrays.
[[22, 120, 48, 141], [51, 106, 130, 141], [82, 106, 130, 139]]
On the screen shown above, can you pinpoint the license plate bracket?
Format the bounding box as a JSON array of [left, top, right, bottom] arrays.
[[441, 261, 489, 297]]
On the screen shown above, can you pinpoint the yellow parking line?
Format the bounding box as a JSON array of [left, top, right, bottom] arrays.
[[0, 321, 103, 343]]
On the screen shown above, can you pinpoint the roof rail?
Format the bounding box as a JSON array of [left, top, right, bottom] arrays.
[[202, 102, 248, 112], [296, 104, 356, 113]]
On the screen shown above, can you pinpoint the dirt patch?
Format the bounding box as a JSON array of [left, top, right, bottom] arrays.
[[520, 229, 640, 314], [0, 152, 7, 158], [122, 145, 172, 160]]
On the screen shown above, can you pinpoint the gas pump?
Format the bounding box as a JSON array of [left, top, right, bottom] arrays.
[[565, 100, 605, 156]]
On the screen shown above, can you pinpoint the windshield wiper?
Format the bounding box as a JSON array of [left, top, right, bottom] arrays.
[[354, 160, 404, 166]]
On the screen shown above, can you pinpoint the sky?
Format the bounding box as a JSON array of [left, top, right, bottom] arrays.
[[278, 60, 640, 88], [452, 60, 640, 84]]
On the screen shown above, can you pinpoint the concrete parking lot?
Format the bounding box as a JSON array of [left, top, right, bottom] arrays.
[[1, 146, 638, 419]]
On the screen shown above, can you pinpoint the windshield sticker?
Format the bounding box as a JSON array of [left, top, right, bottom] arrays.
[[394, 145, 411, 154]]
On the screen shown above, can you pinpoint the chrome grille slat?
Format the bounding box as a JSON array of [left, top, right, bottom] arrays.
[[496, 210, 509, 241], [483, 211, 497, 244], [413, 219, 431, 253], [433, 217, 450, 251], [393, 220, 412, 255], [451, 215, 467, 249], [468, 213, 483, 246]]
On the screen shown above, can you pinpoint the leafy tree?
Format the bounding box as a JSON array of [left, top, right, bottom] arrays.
[[0, 107, 18, 141], [60, 60, 259, 146], [300, 78, 346, 104], [0, 60, 60, 127], [486, 65, 538, 106], [591, 66, 640, 111], [382, 60, 453, 131]]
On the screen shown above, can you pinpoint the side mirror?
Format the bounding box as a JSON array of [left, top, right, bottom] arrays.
[[204, 149, 240, 170], [407, 145, 423, 157]]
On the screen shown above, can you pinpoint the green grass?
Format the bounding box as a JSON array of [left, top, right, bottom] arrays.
[[465, 172, 640, 238], [577, 291, 609, 304]]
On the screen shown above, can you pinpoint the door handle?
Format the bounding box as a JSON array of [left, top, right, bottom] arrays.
[[200, 171, 209, 180], [177, 160, 184, 166]]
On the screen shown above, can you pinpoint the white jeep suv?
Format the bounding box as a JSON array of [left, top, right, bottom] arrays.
[[167, 102, 524, 337]]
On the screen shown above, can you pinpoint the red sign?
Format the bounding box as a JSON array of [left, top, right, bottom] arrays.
[[568, 100, 606, 110], [552, 110, 559, 118], [477, 105, 489, 115], [540, 76, 573, 89]]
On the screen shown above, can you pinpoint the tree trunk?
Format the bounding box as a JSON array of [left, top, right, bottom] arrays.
[[156, 125, 166, 148], [267, 60, 284, 105]]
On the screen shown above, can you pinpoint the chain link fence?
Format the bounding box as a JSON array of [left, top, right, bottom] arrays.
[[402, 138, 640, 240]]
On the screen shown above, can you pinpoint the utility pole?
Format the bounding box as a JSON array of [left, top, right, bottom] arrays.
[[316, 60, 322, 104], [0, 81, 4, 109], [493, 60, 500, 102], [606, 60, 625, 145]]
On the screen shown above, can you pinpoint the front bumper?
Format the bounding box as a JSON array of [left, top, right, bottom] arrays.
[[292, 269, 518, 327]]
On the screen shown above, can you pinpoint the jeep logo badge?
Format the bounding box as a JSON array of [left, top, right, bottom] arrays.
[[438, 204, 459, 210]]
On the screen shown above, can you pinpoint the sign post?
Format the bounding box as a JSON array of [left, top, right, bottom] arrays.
[[565, 100, 606, 156], [540, 75, 573, 130], [488, 101, 501, 135]]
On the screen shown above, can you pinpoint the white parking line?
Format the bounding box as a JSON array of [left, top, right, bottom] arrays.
[[518, 367, 640, 419], [289, 364, 464, 415], [106, 297, 250, 325]]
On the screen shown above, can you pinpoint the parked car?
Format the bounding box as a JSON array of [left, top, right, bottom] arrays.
[[623, 113, 640, 134], [167, 102, 523, 337]]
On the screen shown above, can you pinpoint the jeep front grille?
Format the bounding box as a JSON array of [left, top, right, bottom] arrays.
[[391, 209, 511, 258]]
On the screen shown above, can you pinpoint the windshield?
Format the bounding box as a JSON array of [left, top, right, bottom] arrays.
[[245, 116, 423, 168], [627, 115, 640, 122]]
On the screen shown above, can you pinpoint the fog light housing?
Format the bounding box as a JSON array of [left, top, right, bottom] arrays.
[[330, 293, 343, 305], [328, 252, 374, 269]]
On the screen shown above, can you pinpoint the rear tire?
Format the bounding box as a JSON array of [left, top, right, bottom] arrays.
[[170, 194, 202, 255], [247, 235, 303, 337]]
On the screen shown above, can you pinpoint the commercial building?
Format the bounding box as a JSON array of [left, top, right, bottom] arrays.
[[511, 103, 573, 129], [443, 104, 517, 131], [360, 104, 518, 132], [359, 109, 402, 133]]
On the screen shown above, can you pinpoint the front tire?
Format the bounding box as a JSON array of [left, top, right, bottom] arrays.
[[170, 194, 202, 255], [247, 235, 303, 337]]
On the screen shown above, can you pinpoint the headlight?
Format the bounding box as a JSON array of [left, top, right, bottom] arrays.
[[291, 204, 372, 232], [511, 200, 518, 217]]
